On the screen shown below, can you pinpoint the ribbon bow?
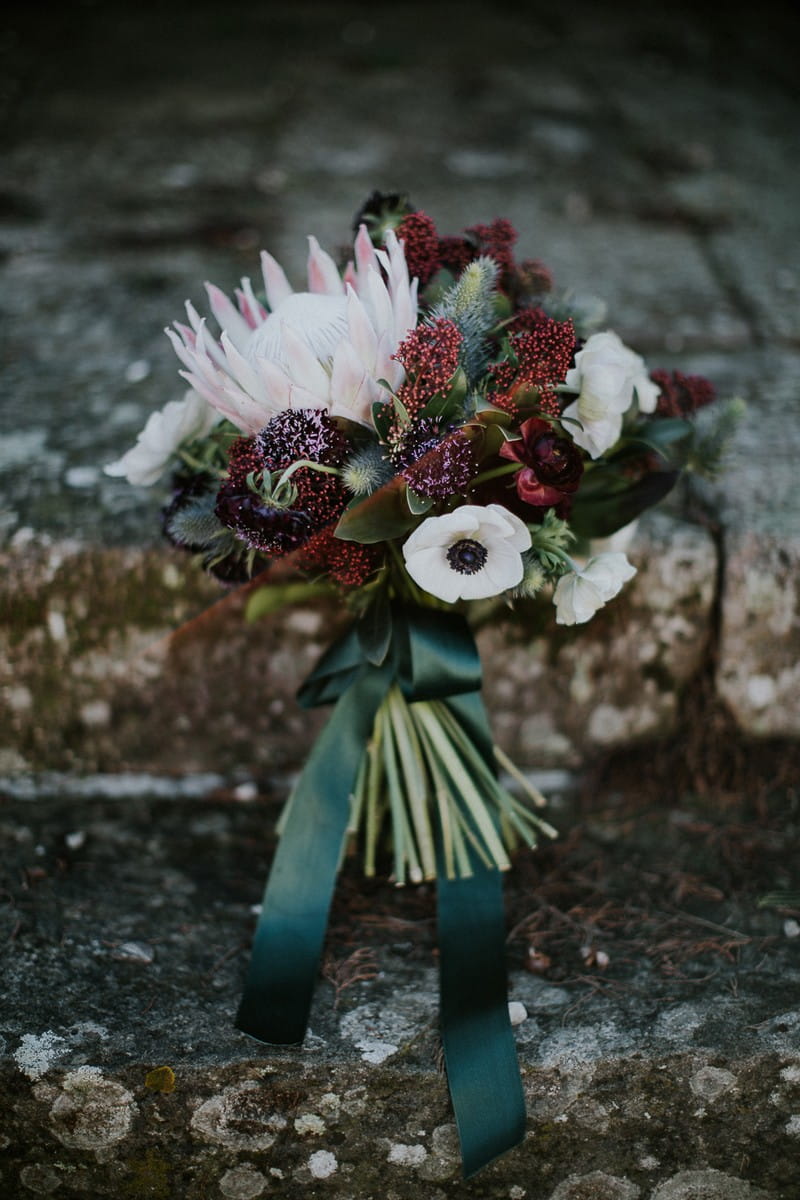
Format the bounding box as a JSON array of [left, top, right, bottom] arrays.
[[236, 606, 526, 1176]]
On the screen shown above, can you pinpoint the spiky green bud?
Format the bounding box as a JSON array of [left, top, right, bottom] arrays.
[[342, 443, 394, 497]]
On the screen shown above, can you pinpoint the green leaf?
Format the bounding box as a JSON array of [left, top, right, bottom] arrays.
[[335, 475, 417, 543], [406, 487, 433, 516], [569, 469, 680, 539], [357, 588, 393, 667], [371, 400, 394, 441], [418, 367, 468, 424], [617, 417, 694, 468], [245, 580, 332, 623]]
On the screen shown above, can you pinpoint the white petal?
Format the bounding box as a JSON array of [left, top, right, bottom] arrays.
[[353, 223, 380, 287], [330, 340, 375, 426], [403, 509, 481, 554], [260, 250, 294, 310], [279, 321, 332, 400], [581, 553, 637, 599], [238, 275, 268, 326], [345, 285, 378, 372], [634, 372, 661, 413], [307, 235, 345, 295], [404, 545, 464, 604], [220, 331, 268, 406], [205, 282, 252, 350], [553, 574, 605, 625], [482, 504, 532, 552]]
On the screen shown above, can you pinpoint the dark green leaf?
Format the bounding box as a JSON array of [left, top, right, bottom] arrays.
[[357, 588, 393, 667], [335, 475, 417, 543], [569, 470, 680, 538]]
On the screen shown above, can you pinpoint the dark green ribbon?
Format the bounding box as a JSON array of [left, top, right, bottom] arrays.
[[236, 607, 526, 1176]]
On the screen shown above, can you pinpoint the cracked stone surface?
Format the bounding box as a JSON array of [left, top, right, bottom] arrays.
[[1, 787, 799, 1198]]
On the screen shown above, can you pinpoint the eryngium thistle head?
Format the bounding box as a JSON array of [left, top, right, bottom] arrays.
[[431, 256, 499, 385], [342, 442, 395, 496], [163, 482, 258, 582]]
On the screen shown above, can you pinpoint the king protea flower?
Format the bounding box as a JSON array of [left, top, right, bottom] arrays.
[[166, 226, 418, 434]]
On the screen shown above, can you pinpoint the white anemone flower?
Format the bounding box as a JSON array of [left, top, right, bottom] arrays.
[[561, 331, 661, 458], [553, 552, 637, 625], [402, 504, 531, 604], [104, 390, 219, 486], [166, 225, 418, 435]]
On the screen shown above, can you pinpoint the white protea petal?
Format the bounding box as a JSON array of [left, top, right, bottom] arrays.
[[178, 370, 243, 427], [353, 223, 380, 287], [188, 323, 225, 386], [193, 315, 229, 372], [256, 356, 294, 412], [307, 236, 345, 295], [237, 276, 268, 327], [373, 330, 405, 392], [205, 282, 252, 350], [173, 321, 197, 348], [393, 276, 419, 346], [165, 326, 199, 373], [288, 385, 329, 411], [365, 268, 394, 342], [279, 321, 332, 401], [166, 224, 418, 436], [184, 299, 204, 334], [330, 339, 376, 426], [345, 285, 378, 372], [218, 377, 276, 433], [260, 250, 294, 311], [220, 331, 268, 406]]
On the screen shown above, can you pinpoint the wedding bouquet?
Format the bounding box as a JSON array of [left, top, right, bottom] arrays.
[[106, 192, 728, 1175]]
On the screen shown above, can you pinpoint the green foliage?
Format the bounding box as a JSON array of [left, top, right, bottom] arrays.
[[245, 579, 335, 622], [688, 396, 746, 479], [356, 586, 393, 667], [528, 509, 575, 573], [334, 476, 418, 544], [569, 417, 695, 539]]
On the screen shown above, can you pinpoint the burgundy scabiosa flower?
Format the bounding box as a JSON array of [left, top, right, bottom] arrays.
[[215, 409, 349, 556], [499, 417, 584, 508]]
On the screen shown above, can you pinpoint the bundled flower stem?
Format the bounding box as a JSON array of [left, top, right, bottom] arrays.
[[343, 684, 557, 884]]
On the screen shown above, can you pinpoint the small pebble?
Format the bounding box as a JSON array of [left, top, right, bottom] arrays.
[[124, 359, 151, 382], [508, 1001, 528, 1026], [112, 941, 155, 964]]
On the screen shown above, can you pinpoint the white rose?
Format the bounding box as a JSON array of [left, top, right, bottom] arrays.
[[105, 390, 219, 486], [553, 552, 637, 625], [402, 504, 531, 604], [562, 331, 659, 458]]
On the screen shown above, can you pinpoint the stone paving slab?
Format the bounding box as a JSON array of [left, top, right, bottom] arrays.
[[2, 788, 799, 1199]]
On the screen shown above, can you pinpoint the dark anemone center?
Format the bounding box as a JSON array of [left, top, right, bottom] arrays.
[[446, 537, 488, 575]]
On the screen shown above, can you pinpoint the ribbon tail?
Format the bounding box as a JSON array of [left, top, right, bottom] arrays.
[[236, 663, 392, 1045], [438, 865, 526, 1177]]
